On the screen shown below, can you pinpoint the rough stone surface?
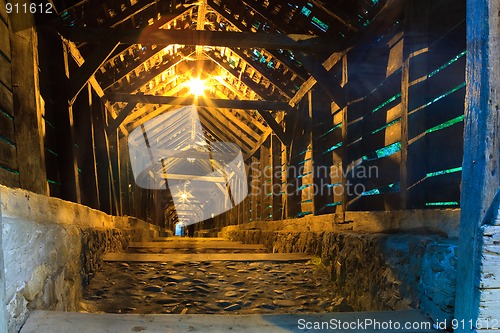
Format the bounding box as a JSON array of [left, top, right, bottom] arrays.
[[81, 260, 344, 315], [0, 186, 163, 333], [221, 225, 458, 324]]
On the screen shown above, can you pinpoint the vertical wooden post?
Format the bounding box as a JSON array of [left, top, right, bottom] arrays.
[[250, 155, 259, 221], [311, 88, 334, 215], [92, 97, 111, 213], [74, 84, 99, 208], [119, 136, 130, 216], [285, 104, 305, 219], [10, 14, 48, 195], [270, 134, 283, 220], [400, 0, 430, 210], [454, 0, 500, 329], [52, 41, 82, 203], [260, 141, 270, 220]]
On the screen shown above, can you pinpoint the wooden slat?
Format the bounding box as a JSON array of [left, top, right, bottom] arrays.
[[425, 123, 464, 173], [362, 103, 402, 135], [422, 173, 462, 204], [0, 19, 10, 60], [348, 192, 401, 211], [424, 88, 465, 131], [0, 140, 17, 170], [409, 60, 465, 112], [0, 111, 14, 143], [361, 122, 401, 156], [0, 0, 7, 23], [0, 166, 19, 188], [362, 71, 402, 113], [0, 81, 13, 116], [355, 152, 401, 191], [0, 53, 11, 89]]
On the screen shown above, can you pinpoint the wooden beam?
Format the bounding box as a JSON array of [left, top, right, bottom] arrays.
[[107, 103, 137, 135], [107, 93, 291, 110], [162, 174, 226, 183], [289, 51, 346, 107], [199, 107, 256, 147], [61, 27, 341, 52], [294, 51, 346, 108], [69, 36, 120, 103], [455, 0, 500, 329], [255, 109, 289, 146]]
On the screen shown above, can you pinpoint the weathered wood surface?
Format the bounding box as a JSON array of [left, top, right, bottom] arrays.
[[10, 16, 48, 195], [455, 0, 500, 328], [21, 310, 438, 333], [62, 28, 340, 52], [480, 225, 500, 289]]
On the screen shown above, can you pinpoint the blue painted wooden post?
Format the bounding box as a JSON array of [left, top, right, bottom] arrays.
[[454, 0, 500, 330]]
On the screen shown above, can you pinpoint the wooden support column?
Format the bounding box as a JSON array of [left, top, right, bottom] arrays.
[[284, 104, 306, 219], [10, 14, 48, 195], [270, 134, 283, 220], [250, 155, 260, 222], [106, 127, 121, 215], [92, 96, 111, 214], [119, 136, 130, 216], [74, 84, 100, 209], [50, 41, 82, 203], [400, 0, 429, 209], [260, 140, 271, 220], [310, 89, 334, 215], [455, 0, 500, 329]]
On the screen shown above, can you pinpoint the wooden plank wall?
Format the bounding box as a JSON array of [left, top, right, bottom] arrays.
[[0, 3, 19, 188], [326, 0, 465, 212], [215, 0, 466, 228]]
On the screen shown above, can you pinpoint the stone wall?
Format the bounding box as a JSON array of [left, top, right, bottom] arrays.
[[0, 186, 162, 333], [220, 211, 458, 326]]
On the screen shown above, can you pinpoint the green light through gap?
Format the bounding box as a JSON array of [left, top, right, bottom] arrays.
[[371, 118, 401, 135], [371, 93, 401, 114], [424, 82, 466, 110], [427, 115, 464, 133], [427, 167, 462, 178], [0, 164, 20, 175], [323, 142, 343, 154], [428, 51, 466, 79], [362, 142, 401, 161], [321, 122, 342, 138], [426, 202, 459, 206]]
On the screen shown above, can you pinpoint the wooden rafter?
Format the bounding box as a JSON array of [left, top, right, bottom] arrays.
[[69, 35, 120, 103], [61, 27, 341, 52], [106, 93, 291, 110]]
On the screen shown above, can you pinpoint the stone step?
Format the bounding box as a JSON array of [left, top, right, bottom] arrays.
[[153, 237, 230, 242], [128, 241, 266, 250], [21, 310, 439, 333], [103, 253, 313, 263]]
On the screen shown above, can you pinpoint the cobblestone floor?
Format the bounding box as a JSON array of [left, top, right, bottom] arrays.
[[81, 260, 352, 315]]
